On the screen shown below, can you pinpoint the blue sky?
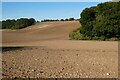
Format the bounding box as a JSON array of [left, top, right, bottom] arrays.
[[2, 2, 101, 21], [2, 0, 111, 2]]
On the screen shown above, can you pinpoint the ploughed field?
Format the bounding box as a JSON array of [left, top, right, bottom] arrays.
[[1, 21, 118, 78], [2, 21, 80, 43]]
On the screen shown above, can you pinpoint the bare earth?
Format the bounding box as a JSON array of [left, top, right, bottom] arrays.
[[1, 21, 118, 78]]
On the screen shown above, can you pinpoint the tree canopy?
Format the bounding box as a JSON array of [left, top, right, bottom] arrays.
[[2, 18, 36, 29], [41, 18, 75, 22], [70, 2, 120, 41]]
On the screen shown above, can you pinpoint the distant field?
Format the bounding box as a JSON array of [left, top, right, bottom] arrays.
[[2, 21, 80, 44]]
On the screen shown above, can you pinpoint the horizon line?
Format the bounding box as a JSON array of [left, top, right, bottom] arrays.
[[1, 17, 80, 21]]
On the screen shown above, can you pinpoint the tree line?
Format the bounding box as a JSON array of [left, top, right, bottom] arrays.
[[0, 21, 1, 28], [41, 18, 77, 22], [69, 1, 120, 41], [1, 17, 78, 29], [2, 18, 36, 29]]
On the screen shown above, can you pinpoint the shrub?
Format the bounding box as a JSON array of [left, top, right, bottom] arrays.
[[99, 36, 106, 41], [2, 18, 36, 29], [70, 1, 120, 41], [69, 28, 84, 40]]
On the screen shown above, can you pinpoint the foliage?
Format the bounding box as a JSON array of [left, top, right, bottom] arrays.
[[2, 18, 36, 29], [60, 19, 64, 21], [65, 18, 75, 21], [70, 2, 120, 41], [69, 18, 75, 21], [0, 21, 2, 29], [41, 19, 59, 22], [41, 18, 75, 22]]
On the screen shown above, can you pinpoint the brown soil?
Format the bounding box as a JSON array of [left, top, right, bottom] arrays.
[[1, 21, 118, 78]]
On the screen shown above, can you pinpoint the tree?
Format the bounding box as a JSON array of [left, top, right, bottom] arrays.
[[65, 18, 68, 21], [60, 19, 64, 21], [70, 2, 120, 41], [69, 18, 75, 21], [2, 18, 36, 29]]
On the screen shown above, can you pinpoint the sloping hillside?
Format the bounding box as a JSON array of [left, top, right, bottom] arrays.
[[2, 21, 80, 43]]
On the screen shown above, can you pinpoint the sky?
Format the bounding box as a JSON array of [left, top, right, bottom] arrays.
[[2, 2, 103, 21], [2, 0, 112, 2]]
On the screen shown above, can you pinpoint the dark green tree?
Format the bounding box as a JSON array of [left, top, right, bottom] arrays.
[[2, 18, 36, 29], [70, 2, 120, 41]]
